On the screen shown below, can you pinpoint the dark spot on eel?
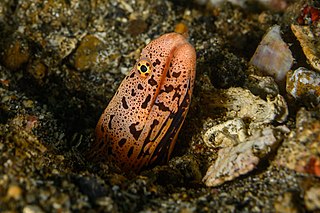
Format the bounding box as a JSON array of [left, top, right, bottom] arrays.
[[129, 122, 143, 140], [148, 75, 157, 86], [138, 83, 143, 90], [152, 58, 161, 67], [172, 71, 181, 78], [118, 138, 127, 148], [122, 97, 129, 109]]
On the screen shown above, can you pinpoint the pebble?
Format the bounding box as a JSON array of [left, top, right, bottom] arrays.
[[275, 107, 320, 177], [7, 184, 23, 200], [22, 100, 35, 108], [27, 60, 47, 81], [274, 192, 300, 213], [202, 118, 247, 148], [2, 40, 30, 71], [286, 67, 320, 106], [174, 22, 189, 37], [73, 34, 107, 72], [246, 74, 279, 98], [305, 186, 320, 211], [126, 19, 148, 36], [23, 205, 44, 213], [47, 34, 78, 63], [207, 87, 288, 125]]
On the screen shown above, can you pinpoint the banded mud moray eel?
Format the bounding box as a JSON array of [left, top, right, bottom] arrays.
[[92, 32, 196, 172]]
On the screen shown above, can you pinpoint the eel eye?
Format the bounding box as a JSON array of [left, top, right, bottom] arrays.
[[137, 59, 152, 78]]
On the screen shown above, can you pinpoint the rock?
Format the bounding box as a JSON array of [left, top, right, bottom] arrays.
[[47, 34, 78, 62], [205, 87, 288, 125], [202, 118, 247, 148], [73, 35, 108, 72], [291, 24, 320, 72], [203, 126, 288, 187], [2, 40, 30, 71], [286, 67, 320, 106], [305, 186, 320, 211], [274, 192, 300, 213], [7, 185, 23, 200], [27, 59, 47, 81], [245, 74, 279, 98], [275, 107, 320, 177], [23, 205, 44, 213]]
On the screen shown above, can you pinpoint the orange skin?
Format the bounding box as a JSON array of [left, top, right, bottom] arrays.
[[93, 33, 196, 172]]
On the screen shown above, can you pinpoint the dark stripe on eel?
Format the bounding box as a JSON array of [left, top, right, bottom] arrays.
[[159, 85, 174, 94], [131, 89, 136, 96], [137, 119, 160, 159], [145, 82, 192, 168], [155, 101, 171, 112], [141, 94, 151, 109], [127, 146, 134, 158]]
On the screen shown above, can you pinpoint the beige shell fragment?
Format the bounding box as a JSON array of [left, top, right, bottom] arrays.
[[202, 127, 287, 187], [250, 25, 294, 83], [291, 24, 320, 72], [202, 118, 247, 148], [47, 34, 78, 61], [210, 87, 288, 125]]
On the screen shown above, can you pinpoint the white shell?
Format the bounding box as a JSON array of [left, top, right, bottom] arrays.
[[250, 25, 294, 84]]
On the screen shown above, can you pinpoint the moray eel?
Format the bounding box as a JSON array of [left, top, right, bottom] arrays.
[[93, 32, 196, 172]]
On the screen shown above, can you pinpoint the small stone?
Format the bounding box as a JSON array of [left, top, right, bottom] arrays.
[[207, 87, 288, 125], [23, 205, 44, 213], [286, 67, 320, 106], [275, 107, 320, 177], [27, 60, 47, 81], [305, 186, 320, 211], [95, 196, 118, 212], [202, 118, 247, 148], [274, 192, 300, 213], [47, 34, 78, 62], [2, 40, 30, 71], [126, 19, 148, 36], [245, 73, 279, 98], [73, 35, 106, 71], [7, 184, 23, 200], [174, 22, 189, 37], [22, 100, 34, 108]]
